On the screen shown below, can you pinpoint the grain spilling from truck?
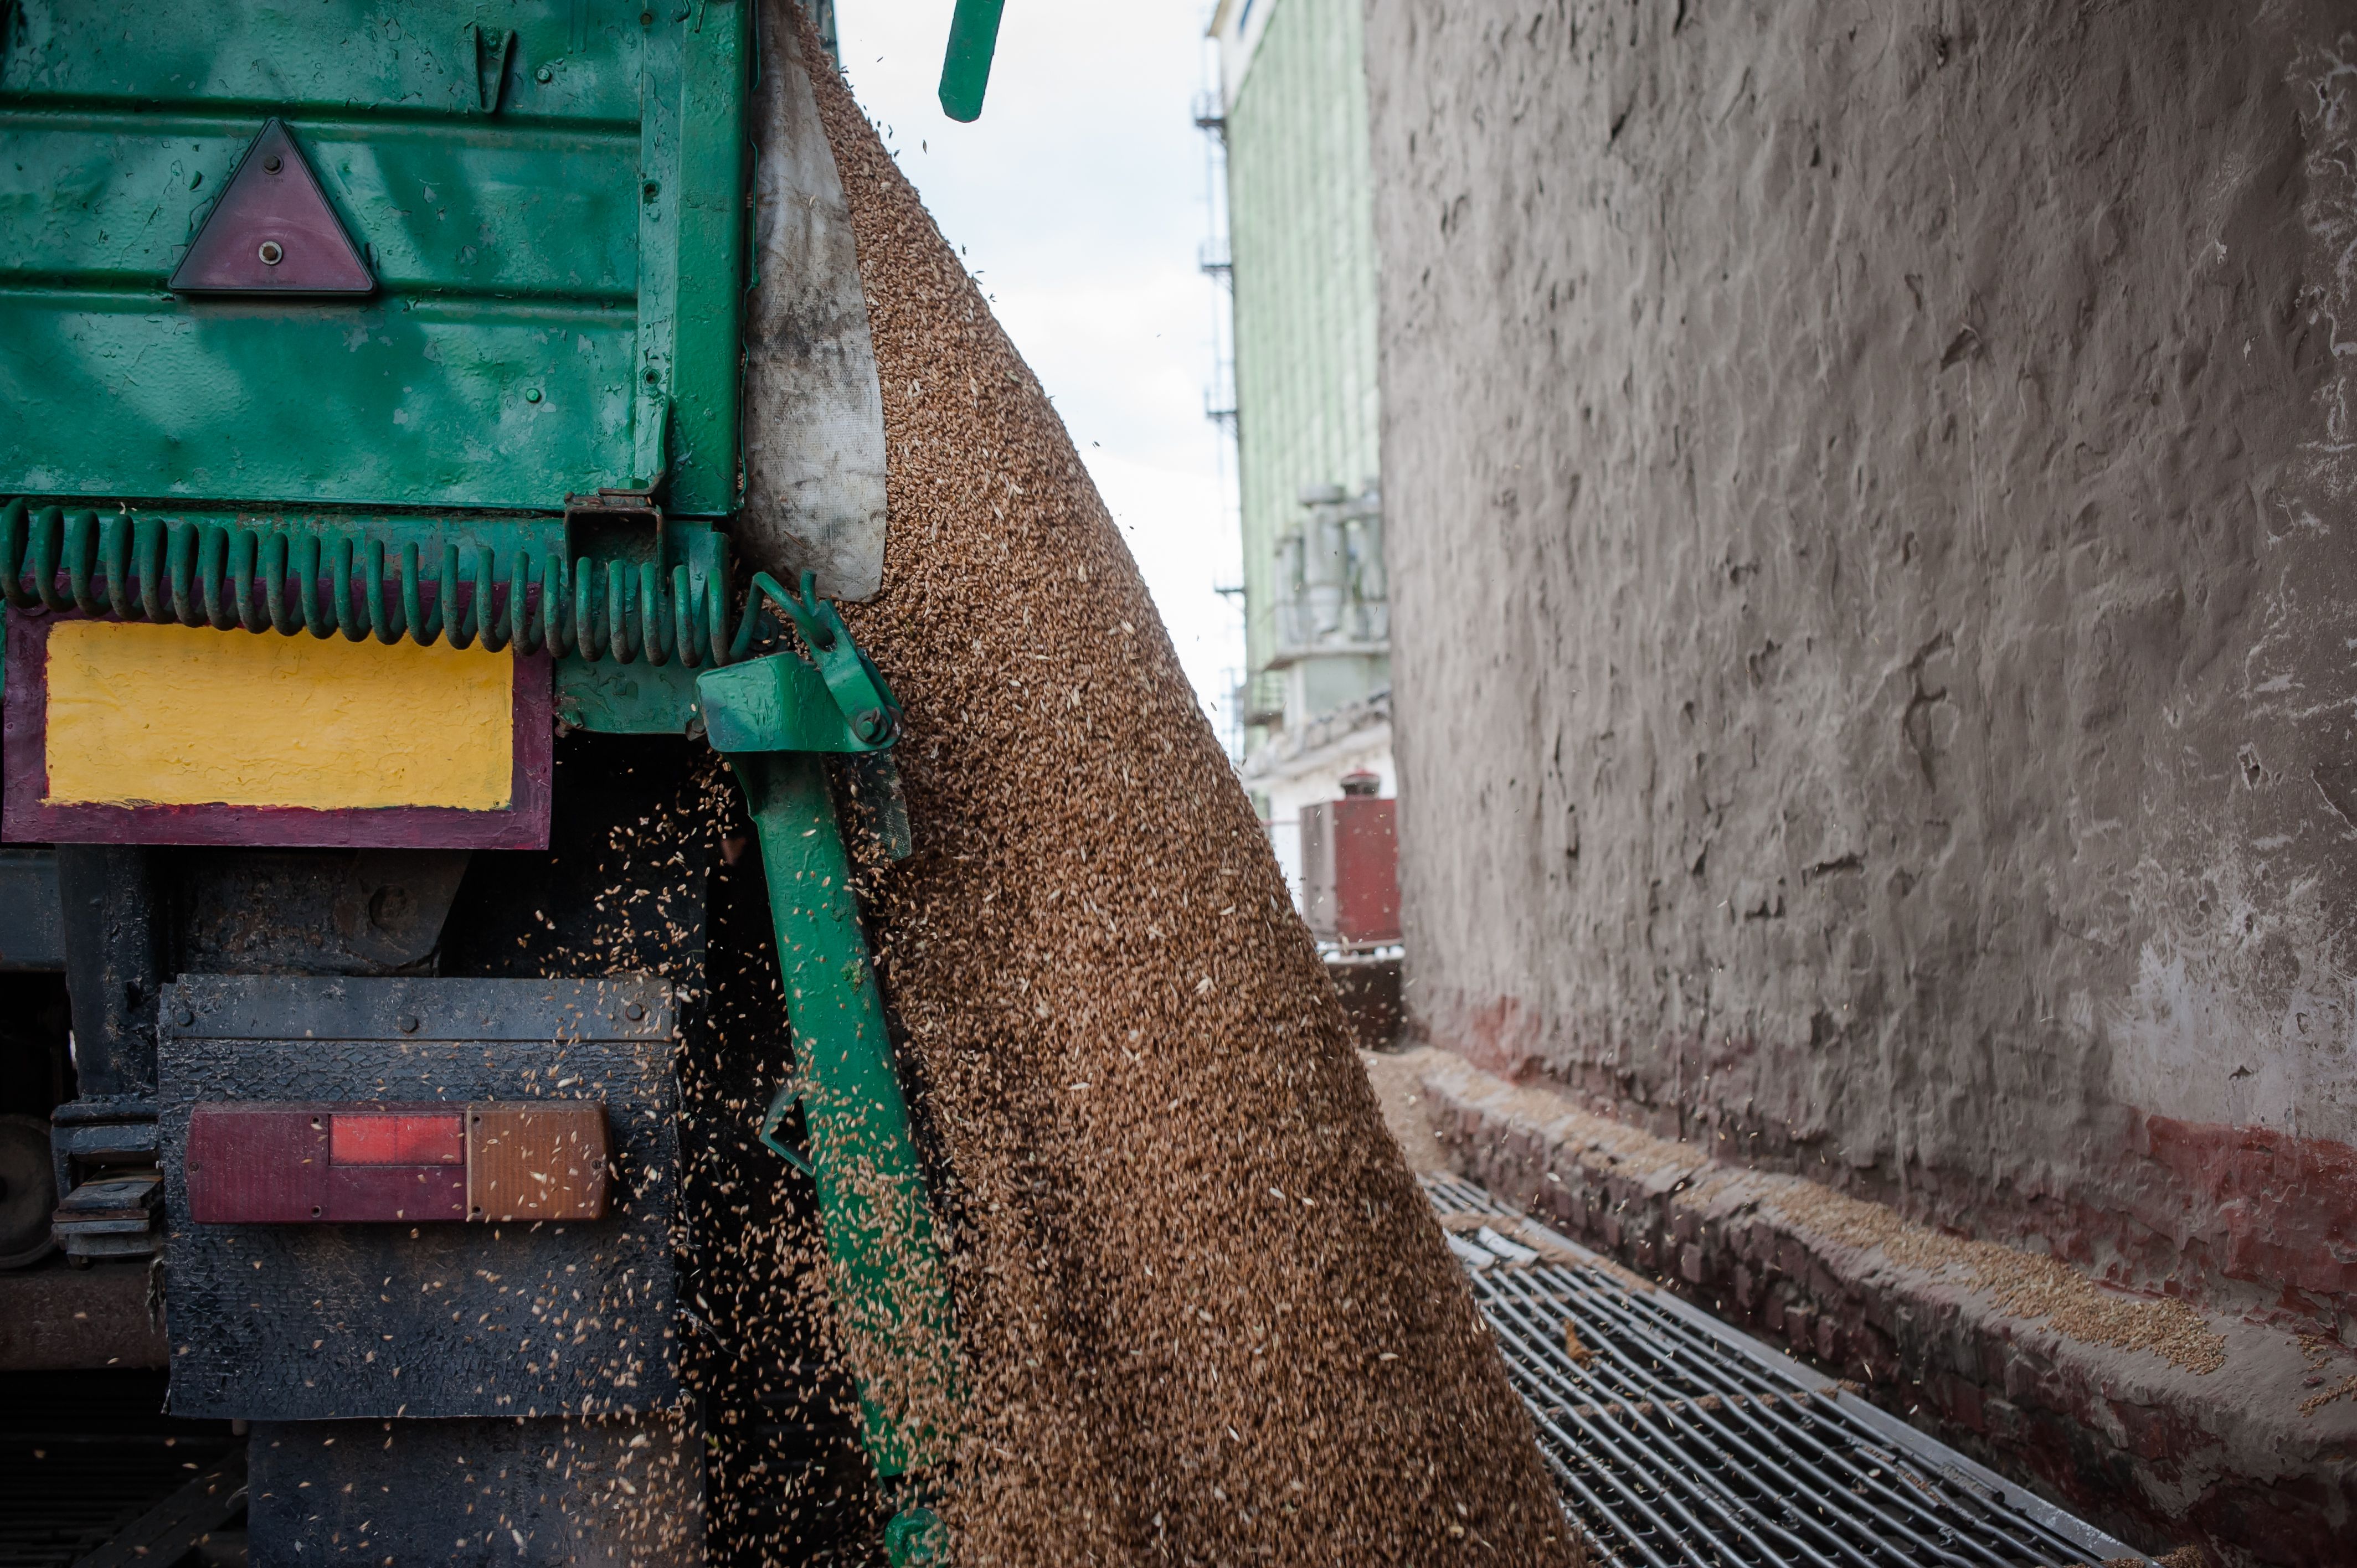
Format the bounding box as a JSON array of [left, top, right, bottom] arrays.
[[737, 8, 1585, 1560]]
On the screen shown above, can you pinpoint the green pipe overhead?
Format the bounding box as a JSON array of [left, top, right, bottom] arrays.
[[938, 0, 1006, 122]]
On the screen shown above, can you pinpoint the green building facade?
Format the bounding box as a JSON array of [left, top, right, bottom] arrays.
[[1212, 0, 1388, 757]]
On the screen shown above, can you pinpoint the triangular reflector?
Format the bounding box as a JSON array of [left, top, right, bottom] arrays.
[[170, 120, 373, 296]]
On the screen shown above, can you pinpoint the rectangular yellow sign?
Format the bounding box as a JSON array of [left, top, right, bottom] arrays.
[[42, 621, 514, 812]]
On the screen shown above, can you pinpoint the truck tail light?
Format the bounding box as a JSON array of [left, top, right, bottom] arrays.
[[187, 1103, 608, 1224], [329, 1111, 466, 1166]]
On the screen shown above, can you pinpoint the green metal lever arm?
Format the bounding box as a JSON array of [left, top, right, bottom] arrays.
[[719, 749, 957, 1483], [697, 602, 955, 1559]]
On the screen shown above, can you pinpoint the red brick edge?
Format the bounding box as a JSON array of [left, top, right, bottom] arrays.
[[1415, 1051, 2357, 1568]]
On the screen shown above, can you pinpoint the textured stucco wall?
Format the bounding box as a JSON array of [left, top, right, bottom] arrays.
[[1368, 0, 2357, 1327]]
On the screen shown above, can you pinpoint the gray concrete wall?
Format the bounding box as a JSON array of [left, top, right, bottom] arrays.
[[1367, 0, 2357, 1328]]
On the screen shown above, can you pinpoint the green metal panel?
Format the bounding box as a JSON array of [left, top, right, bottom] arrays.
[[1222, 0, 1382, 733], [631, 9, 683, 494], [554, 655, 704, 734], [662, 2, 747, 515], [0, 120, 639, 292], [0, 0, 745, 516], [0, 2, 644, 117], [0, 292, 637, 506]]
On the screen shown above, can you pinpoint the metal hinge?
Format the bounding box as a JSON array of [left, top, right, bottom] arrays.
[[563, 486, 666, 576]]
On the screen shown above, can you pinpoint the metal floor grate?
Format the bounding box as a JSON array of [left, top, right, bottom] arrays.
[[1424, 1175, 2151, 1568]]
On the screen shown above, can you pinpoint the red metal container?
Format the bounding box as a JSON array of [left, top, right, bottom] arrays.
[[1300, 793, 1401, 946]]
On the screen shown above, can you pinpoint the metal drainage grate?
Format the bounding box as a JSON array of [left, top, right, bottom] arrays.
[[1424, 1175, 2153, 1568]]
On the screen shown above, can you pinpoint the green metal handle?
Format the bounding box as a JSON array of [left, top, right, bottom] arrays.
[[938, 0, 1006, 122]]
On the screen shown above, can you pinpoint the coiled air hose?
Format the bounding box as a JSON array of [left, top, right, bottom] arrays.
[[0, 499, 765, 668]]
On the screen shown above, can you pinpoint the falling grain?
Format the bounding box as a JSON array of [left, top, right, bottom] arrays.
[[758, 7, 1585, 1561]]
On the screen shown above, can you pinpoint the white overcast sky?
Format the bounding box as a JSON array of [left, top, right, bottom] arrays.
[[832, 1, 1244, 738]]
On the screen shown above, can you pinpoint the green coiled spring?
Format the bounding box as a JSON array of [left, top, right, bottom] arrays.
[[0, 499, 763, 668]]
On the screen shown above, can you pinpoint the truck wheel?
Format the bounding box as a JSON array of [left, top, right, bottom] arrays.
[[0, 1113, 58, 1270]]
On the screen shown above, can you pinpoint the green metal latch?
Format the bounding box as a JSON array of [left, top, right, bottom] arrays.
[[698, 572, 899, 753]]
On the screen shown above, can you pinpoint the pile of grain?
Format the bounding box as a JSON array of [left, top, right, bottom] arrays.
[[1758, 1180, 2228, 1375], [1430, 1058, 2229, 1376], [776, 8, 1579, 1561]]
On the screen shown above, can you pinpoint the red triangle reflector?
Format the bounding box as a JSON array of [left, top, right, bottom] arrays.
[[170, 120, 373, 296]]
